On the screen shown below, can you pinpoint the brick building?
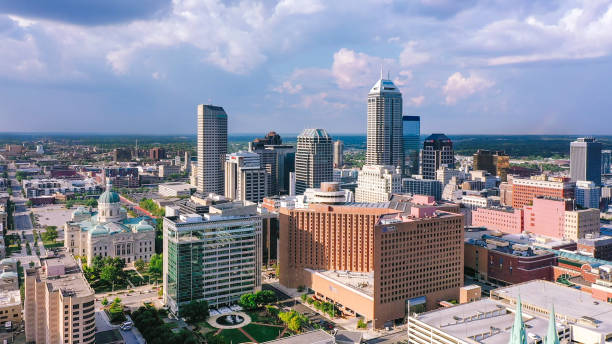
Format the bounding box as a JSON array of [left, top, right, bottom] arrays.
[[471, 207, 524, 234], [279, 202, 464, 328], [511, 176, 574, 208]]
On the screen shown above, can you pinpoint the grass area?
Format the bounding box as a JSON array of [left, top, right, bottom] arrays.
[[43, 240, 64, 249], [126, 270, 145, 286], [91, 279, 131, 293], [196, 321, 217, 336], [242, 323, 283, 343], [246, 310, 281, 325], [220, 329, 251, 344]]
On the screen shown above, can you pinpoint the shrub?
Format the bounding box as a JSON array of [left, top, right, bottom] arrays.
[[357, 319, 367, 329]]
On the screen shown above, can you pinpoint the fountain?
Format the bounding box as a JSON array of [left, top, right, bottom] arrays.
[[216, 313, 245, 326]]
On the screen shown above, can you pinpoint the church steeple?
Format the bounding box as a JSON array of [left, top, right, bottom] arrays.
[[509, 295, 527, 344], [545, 305, 560, 344]]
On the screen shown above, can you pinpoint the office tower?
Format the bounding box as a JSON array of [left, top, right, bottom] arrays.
[[25, 249, 96, 344], [197, 104, 228, 195], [602, 150, 612, 174], [333, 140, 344, 168], [366, 75, 403, 168], [183, 151, 191, 171], [149, 147, 166, 161], [355, 165, 402, 202], [294, 128, 333, 195], [575, 180, 601, 209], [403, 115, 420, 175], [570, 137, 602, 185], [279, 203, 463, 328], [163, 213, 262, 313], [511, 176, 575, 208], [402, 178, 443, 200], [112, 148, 131, 162], [420, 133, 454, 179], [473, 149, 510, 182], [225, 151, 268, 203], [249, 132, 295, 195]]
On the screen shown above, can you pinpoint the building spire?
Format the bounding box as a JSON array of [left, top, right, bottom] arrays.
[[509, 295, 527, 344], [380, 65, 383, 80], [545, 305, 560, 344]]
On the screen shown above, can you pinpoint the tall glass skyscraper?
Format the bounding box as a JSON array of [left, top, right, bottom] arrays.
[[570, 137, 602, 186], [403, 115, 420, 175]]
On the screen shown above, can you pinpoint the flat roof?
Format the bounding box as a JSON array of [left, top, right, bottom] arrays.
[[40, 251, 94, 298], [413, 298, 551, 344], [493, 280, 612, 336], [0, 290, 20, 307], [312, 269, 374, 298]]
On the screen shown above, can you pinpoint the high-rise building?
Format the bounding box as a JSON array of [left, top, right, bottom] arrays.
[[163, 213, 262, 314], [511, 176, 575, 208], [279, 203, 464, 328], [420, 133, 454, 179], [25, 249, 96, 344], [366, 76, 403, 168], [355, 165, 402, 202], [183, 151, 191, 171], [602, 150, 612, 174], [575, 180, 601, 209], [333, 140, 344, 168], [570, 137, 602, 186], [149, 147, 166, 161], [224, 151, 268, 203], [403, 115, 420, 175], [402, 178, 443, 200], [197, 104, 228, 195], [249, 132, 296, 196], [473, 149, 510, 182], [295, 128, 333, 195]]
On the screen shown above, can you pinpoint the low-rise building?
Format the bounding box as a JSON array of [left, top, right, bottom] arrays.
[[24, 249, 96, 344], [22, 178, 101, 198], [402, 178, 443, 200], [460, 195, 494, 208], [577, 235, 612, 260], [158, 164, 181, 178], [471, 207, 524, 234], [158, 182, 195, 197]]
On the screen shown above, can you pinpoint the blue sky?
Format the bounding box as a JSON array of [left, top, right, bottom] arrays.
[[1, 0, 612, 135]]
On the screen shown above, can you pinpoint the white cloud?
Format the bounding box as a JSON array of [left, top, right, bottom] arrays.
[[274, 81, 303, 94], [410, 95, 425, 106], [387, 36, 400, 43], [331, 48, 396, 89], [443, 72, 494, 104], [274, 0, 325, 16], [399, 41, 430, 66]]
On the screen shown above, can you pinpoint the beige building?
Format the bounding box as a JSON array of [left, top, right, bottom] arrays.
[[225, 151, 268, 203], [355, 165, 402, 202], [64, 182, 156, 265], [25, 249, 96, 344], [0, 289, 21, 327], [564, 208, 600, 241]]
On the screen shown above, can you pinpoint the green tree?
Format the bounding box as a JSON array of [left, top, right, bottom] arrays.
[[101, 297, 109, 306], [357, 319, 367, 329], [148, 254, 163, 276], [25, 200, 33, 207], [100, 264, 120, 283], [180, 300, 209, 323], [255, 290, 276, 305], [238, 293, 258, 310], [65, 200, 74, 209], [85, 198, 98, 208], [42, 226, 58, 242], [134, 259, 146, 272]]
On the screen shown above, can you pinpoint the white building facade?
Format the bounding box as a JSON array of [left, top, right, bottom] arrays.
[[355, 165, 402, 202]]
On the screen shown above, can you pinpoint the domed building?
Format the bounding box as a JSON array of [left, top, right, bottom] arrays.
[[64, 181, 156, 265]]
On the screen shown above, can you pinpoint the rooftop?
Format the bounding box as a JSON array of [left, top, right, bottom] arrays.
[[312, 269, 374, 298], [38, 250, 93, 298], [298, 128, 331, 139], [0, 289, 20, 307], [262, 330, 334, 344]]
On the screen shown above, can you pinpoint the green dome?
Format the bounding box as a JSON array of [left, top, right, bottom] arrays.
[[98, 189, 120, 204]]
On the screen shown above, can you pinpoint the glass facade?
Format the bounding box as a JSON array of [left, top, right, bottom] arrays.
[[403, 116, 420, 175], [163, 216, 262, 315]]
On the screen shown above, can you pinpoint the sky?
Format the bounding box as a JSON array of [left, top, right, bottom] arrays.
[[1, 0, 612, 135]]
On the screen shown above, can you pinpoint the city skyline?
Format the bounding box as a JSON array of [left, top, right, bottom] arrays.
[[2, 1, 612, 135]]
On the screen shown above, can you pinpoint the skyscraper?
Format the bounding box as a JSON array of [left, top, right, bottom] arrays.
[[225, 151, 268, 202], [366, 75, 403, 168], [333, 140, 344, 168], [420, 133, 454, 180], [295, 128, 333, 195], [473, 149, 510, 182], [402, 115, 420, 175], [570, 137, 602, 186], [602, 150, 611, 175], [249, 132, 295, 195], [197, 104, 228, 195]]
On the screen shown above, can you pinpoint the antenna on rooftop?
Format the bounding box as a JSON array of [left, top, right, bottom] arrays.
[[387, 71, 390, 80]]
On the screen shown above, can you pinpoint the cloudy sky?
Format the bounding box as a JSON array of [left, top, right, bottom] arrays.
[[1, 0, 612, 135]]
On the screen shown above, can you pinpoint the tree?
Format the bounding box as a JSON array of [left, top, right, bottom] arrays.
[[100, 264, 120, 283], [288, 316, 304, 332], [148, 254, 163, 276], [357, 319, 367, 329], [255, 290, 276, 305], [238, 293, 258, 310], [102, 297, 109, 306], [134, 259, 146, 272], [85, 198, 98, 208], [65, 200, 74, 209], [42, 226, 58, 242], [181, 300, 209, 323], [25, 200, 33, 207]]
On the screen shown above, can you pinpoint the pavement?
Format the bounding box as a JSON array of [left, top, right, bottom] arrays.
[[96, 310, 145, 344]]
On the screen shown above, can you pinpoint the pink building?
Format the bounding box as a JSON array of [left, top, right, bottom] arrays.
[[472, 207, 524, 234], [524, 197, 571, 239]]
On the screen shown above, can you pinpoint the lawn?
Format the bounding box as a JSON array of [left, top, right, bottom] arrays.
[[91, 278, 131, 293], [220, 329, 251, 344], [196, 321, 217, 336], [126, 270, 145, 286], [246, 310, 281, 325], [43, 240, 64, 249], [243, 323, 283, 343]]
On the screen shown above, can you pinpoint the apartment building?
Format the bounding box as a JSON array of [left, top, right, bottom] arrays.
[[24, 250, 96, 344]]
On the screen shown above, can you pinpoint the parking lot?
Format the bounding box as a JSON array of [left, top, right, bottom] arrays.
[[31, 204, 74, 229]]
